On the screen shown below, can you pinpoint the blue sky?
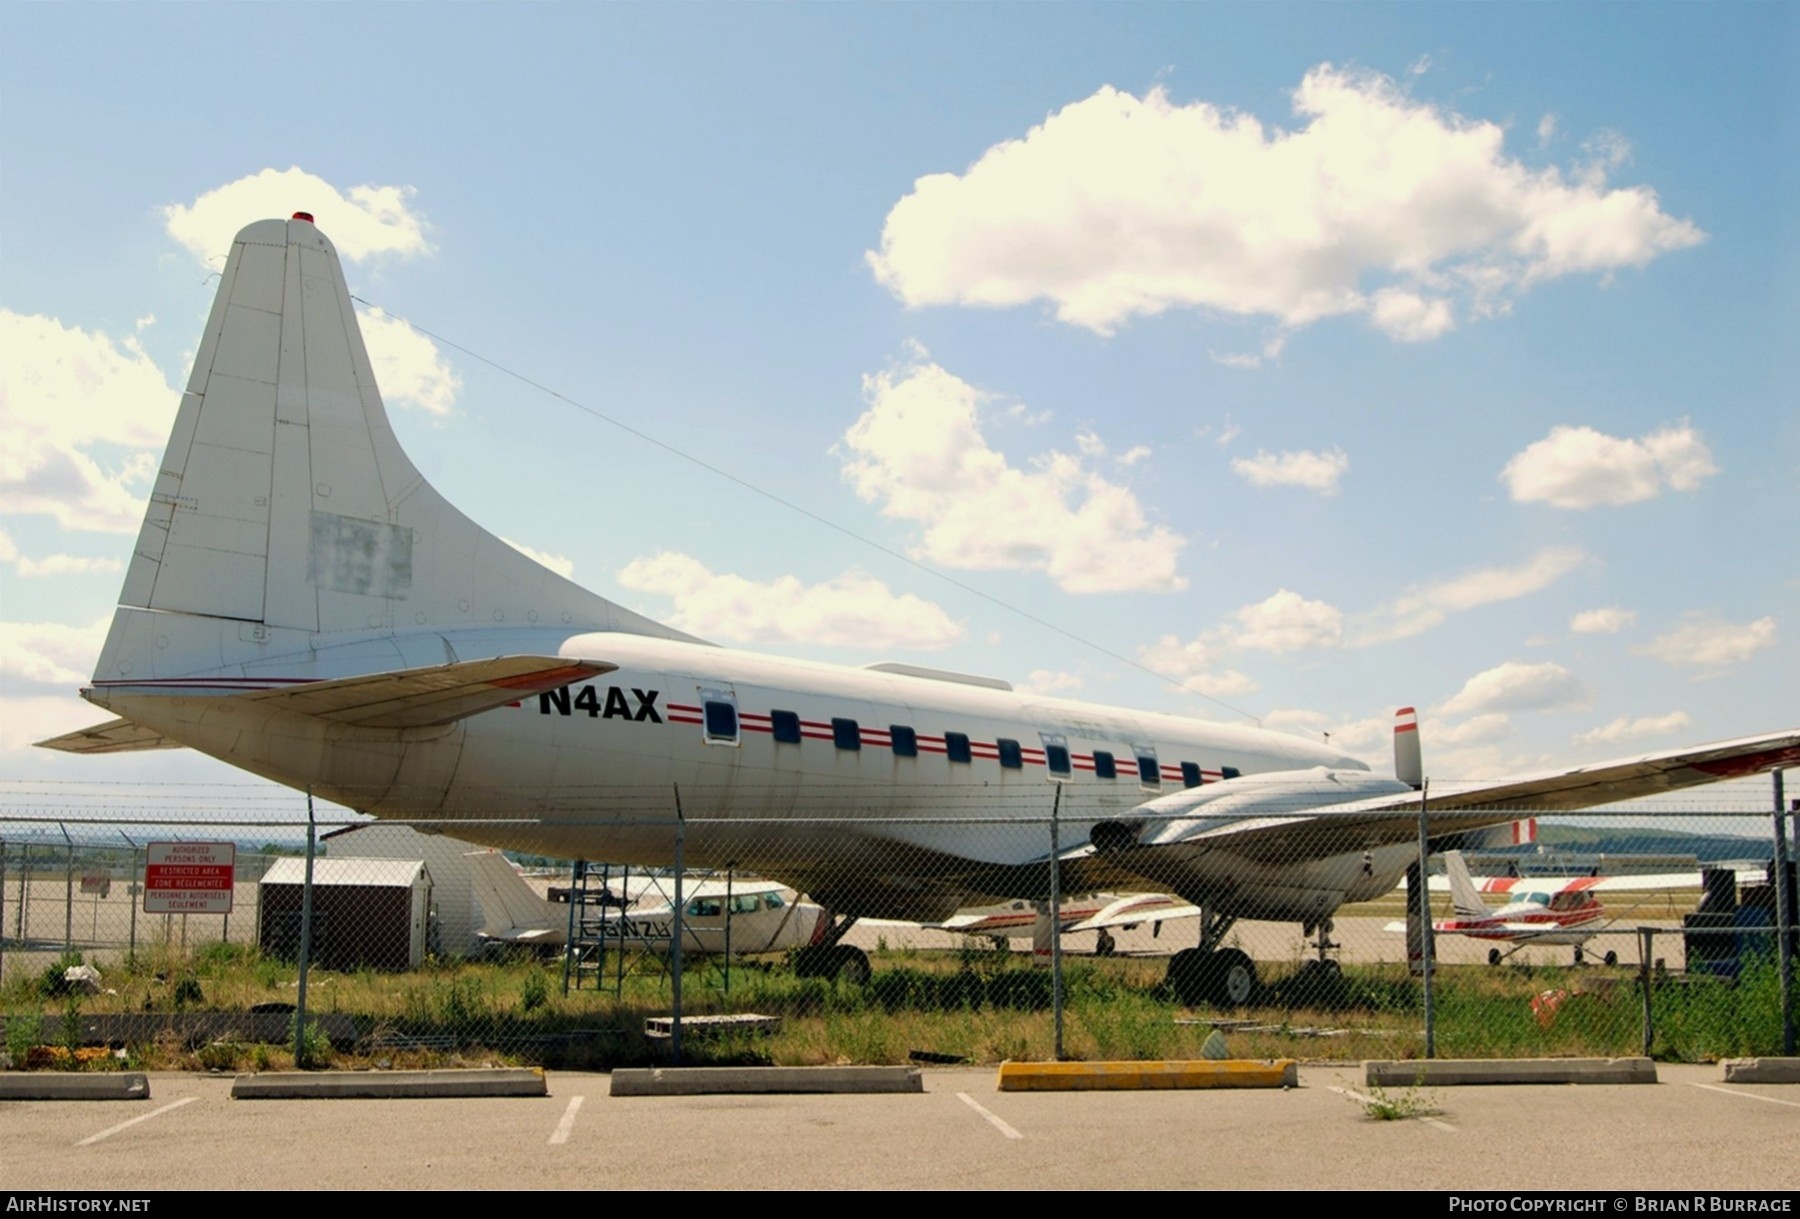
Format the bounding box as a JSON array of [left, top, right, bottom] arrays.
[[2, 3, 1794, 818]]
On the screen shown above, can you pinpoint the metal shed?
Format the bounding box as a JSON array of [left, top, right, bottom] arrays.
[[258, 857, 432, 971]]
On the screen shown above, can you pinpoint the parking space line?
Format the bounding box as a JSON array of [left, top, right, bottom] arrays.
[[956, 1091, 1023, 1140], [76, 1096, 197, 1146], [549, 1095, 585, 1144], [1689, 1082, 1800, 1109]]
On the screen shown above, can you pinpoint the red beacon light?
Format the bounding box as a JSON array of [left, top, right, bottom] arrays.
[[291, 211, 315, 223]]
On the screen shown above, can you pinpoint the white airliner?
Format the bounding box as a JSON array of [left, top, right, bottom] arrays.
[[41, 215, 1800, 1005]]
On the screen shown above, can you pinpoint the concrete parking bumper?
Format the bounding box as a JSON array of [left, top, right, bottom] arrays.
[[0, 1072, 150, 1101], [997, 1059, 1298, 1091], [231, 1068, 546, 1099], [610, 1066, 922, 1096], [1365, 1057, 1658, 1086], [1720, 1057, 1800, 1084]]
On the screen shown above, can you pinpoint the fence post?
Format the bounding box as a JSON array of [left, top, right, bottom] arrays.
[[1774, 772, 1793, 1056], [294, 790, 318, 1067], [1050, 786, 1064, 1062], [0, 838, 8, 989], [671, 787, 685, 1067], [1417, 782, 1434, 1059], [1638, 928, 1657, 1056], [61, 822, 74, 954], [121, 832, 139, 964], [16, 842, 28, 943]]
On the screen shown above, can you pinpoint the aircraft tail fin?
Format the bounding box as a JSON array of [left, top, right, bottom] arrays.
[[91, 214, 692, 689], [466, 851, 564, 944], [1442, 850, 1491, 919]]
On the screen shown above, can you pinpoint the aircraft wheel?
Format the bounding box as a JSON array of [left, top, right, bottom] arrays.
[[1573, 945, 1585, 965], [831, 946, 871, 986], [1488, 948, 1502, 966], [1603, 950, 1618, 967], [1168, 949, 1209, 1006], [1213, 948, 1257, 1007], [1095, 928, 1116, 957]]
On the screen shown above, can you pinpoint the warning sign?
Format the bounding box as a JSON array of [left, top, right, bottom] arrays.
[[145, 842, 235, 914]]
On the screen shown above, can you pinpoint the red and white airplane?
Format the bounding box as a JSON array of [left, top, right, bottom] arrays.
[[1392, 850, 1726, 966], [41, 215, 1800, 1006]]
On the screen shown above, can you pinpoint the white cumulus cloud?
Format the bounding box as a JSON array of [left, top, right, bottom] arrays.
[[1501, 423, 1716, 509], [841, 354, 1186, 593], [1570, 606, 1636, 635], [0, 310, 177, 533], [0, 617, 112, 688], [1574, 711, 1692, 747], [1230, 447, 1349, 495], [1437, 713, 1514, 745], [617, 552, 964, 651], [1016, 668, 1086, 696], [1230, 589, 1344, 653], [1439, 661, 1587, 716], [501, 536, 575, 580], [1356, 546, 1586, 645], [1637, 614, 1778, 671], [357, 307, 463, 417], [867, 66, 1702, 341], [1138, 633, 1258, 699], [164, 168, 429, 265]]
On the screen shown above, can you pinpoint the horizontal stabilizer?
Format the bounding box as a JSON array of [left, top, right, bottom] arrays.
[[235, 655, 614, 729], [37, 718, 183, 755]]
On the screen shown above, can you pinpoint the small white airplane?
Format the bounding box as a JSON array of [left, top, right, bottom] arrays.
[[916, 892, 1201, 957], [466, 850, 829, 958], [1388, 850, 1720, 966], [41, 214, 1800, 1005]]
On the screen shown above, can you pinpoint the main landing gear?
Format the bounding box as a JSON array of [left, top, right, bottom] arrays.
[[792, 913, 871, 984], [1167, 909, 1258, 1008]]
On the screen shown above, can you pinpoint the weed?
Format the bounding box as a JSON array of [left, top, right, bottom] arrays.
[[291, 1015, 332, 1069], [1354, 1078, 1439, 1121], [519, 969, 551, 1013], [5, 1013, 43, 1067], [58, 990, 86, 1069]]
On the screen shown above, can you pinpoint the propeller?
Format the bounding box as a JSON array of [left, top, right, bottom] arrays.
[[1394, 705, 1423, 790]]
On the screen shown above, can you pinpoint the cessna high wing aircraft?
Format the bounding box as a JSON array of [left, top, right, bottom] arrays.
[[1387, 850, 1753, 967], [41, 215, 1800, 1005]]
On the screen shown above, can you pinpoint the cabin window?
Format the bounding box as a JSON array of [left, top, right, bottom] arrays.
[[729, 894, 762, 914], [1092, 750, 1117, 779], [890, 725, 918, 758], [686, 898, 723, 917], [997, 738, 1023, 769], [702, 697, 739, 746], [1041, 733, 1072, 781], [945, 732, 972, 763], [833, 718, 861, 751], [762, 891, 786, 910], [771, 710, 801, 744], [1135, 746, 1160, 789], [1181, 762, 1202, 789], [1221, 765, 1240, 780]]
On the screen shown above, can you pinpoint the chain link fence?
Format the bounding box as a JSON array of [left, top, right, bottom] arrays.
[[2, 783, 1793, 1073]]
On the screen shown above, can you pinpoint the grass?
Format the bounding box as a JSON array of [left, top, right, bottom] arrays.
[[2, 942, 1791, 1072]]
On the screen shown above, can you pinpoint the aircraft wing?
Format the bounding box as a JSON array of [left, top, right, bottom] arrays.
[[48, 657, 616, 750], [1386, 730, 1800, 813], [34, 718, 182, 755], [1063, 893, 1202, 934], [1054, 728, 1799, 901]]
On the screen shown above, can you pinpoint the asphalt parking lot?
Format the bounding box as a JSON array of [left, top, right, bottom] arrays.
[[2, 1063, 1794, 1191]]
